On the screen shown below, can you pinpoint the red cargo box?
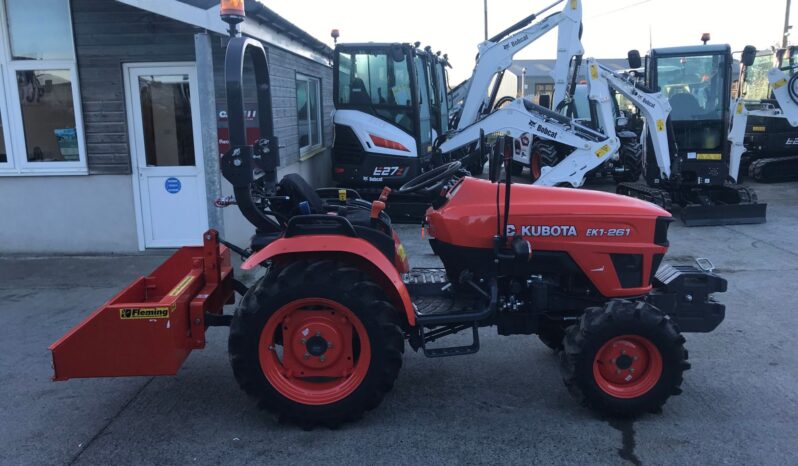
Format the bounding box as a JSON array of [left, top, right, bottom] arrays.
[[49, 230, 235, 380]]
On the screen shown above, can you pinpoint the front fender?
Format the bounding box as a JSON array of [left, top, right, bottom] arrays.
[[241, 235, 415, 326]]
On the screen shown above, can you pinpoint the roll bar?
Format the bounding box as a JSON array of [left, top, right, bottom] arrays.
[[220, 35, 282, 232]]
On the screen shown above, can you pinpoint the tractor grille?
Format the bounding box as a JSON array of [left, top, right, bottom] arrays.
[[611, 253, 644, 288]]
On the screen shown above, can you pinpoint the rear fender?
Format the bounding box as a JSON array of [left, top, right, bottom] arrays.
[[242, 235, 415, 326]]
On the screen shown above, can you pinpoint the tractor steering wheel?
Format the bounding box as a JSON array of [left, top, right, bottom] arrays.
[[397, 161, 463, 195]]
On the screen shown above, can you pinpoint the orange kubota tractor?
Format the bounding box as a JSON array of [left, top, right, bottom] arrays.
[[50, 2, 727, 427]]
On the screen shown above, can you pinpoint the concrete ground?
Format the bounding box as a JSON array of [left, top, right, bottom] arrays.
[[2, 181, 797, 465]]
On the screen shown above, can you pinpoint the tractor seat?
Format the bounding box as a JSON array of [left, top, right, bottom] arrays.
[[276, 174, 390, 229], [250, 175, 395, 255]]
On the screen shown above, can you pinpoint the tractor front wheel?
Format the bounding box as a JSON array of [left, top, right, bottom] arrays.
[[229, 260, 404, 427], [559, 300, 689, 416]]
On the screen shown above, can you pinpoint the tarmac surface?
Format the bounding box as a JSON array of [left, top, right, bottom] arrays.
[[1, 180, 797, 465]]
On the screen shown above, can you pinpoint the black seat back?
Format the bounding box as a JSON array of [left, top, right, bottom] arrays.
[[277, 174, 324, 215], [349, 78, 371, 105]]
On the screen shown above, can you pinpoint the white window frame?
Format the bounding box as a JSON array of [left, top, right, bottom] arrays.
[[296, 73, 323, 157], [0, 0, 87, 176], [0, 63, 13, 170]]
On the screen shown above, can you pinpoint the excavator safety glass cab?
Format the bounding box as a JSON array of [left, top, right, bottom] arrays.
[[651, 50, 731, 152], [424, 53, 450, 136], [741, 51, 777, 101], [334, 45, 416, 134]]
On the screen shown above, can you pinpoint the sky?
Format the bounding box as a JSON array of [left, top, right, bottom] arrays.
[[263, 0, 796, 83]]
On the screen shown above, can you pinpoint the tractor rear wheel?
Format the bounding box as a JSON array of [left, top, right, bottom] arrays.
[[559, 300, 688, 417], [229, 260, 405, 427]]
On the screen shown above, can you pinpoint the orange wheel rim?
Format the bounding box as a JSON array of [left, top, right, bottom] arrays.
[[258, 298, 371, 405], [593, 335, 663, 399], [531, 152, 542, 180]]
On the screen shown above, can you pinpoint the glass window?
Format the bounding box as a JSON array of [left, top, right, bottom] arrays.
[[535, 83, 554, 106], [744, 53, 775, 101], [6, 0, 74, 60], [656, 53, 728, 151], [564, 85, 591, 120], [17, 69, 78, 162], [0, 111, 6, 163], [296, 74, 322, 154], [138, 74, 195, 166], [296, 78, 309, 147], [656, 54, 727, 121], [309, 79, 320, 147], [335, 49, 414, 134], [433, 62, 449, 133], [414, 55, 431, 148]]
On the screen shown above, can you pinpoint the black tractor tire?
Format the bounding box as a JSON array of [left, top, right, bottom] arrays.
[[559, 300, 689, 417], [537, 320, 568, 351], [229, 260, 405, 427], [510, 160, 525, 176], [613, 141, 643, 183], [529, 140, 560, 181]]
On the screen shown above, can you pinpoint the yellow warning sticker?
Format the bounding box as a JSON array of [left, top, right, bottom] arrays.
[[656, 119, 665, 132], [752, 126, 767, 132], [120, 307, 170, 320], [167, 275, 195, 297], [696, 153, 722, 160], [774, 79, 787, 89], [590, 64, 598, 80], [338, 189, 347, 201], [595, 145, 611, 158], [570, 0, 577, 9]]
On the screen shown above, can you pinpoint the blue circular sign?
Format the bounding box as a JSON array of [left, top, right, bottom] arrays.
[[164, 177, 182, 194]]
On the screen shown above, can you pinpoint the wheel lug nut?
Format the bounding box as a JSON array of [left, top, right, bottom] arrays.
[[304, 352, 310, 360], [316, 331, 321, 337], [300, 338, 306, 344], [327, 341, 334, 349], [319, 355, 326, 362]]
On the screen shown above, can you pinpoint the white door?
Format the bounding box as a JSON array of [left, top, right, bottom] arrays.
[[125, 64, 208, 248]]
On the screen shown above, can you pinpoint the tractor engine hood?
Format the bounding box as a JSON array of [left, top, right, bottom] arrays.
[[426, 177, 670, 250]]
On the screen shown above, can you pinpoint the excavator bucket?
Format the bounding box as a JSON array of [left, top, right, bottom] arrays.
[[680, 202, 767, 226], [49, 230, 235, 380]]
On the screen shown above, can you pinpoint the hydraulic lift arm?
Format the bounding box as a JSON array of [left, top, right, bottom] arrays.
[[456, 0, 583, 129], [584, 59, 673, 178], [440, 98, 618, 187]]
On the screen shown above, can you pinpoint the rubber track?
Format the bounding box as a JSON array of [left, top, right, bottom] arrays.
[[616, 182, 673, 210]]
